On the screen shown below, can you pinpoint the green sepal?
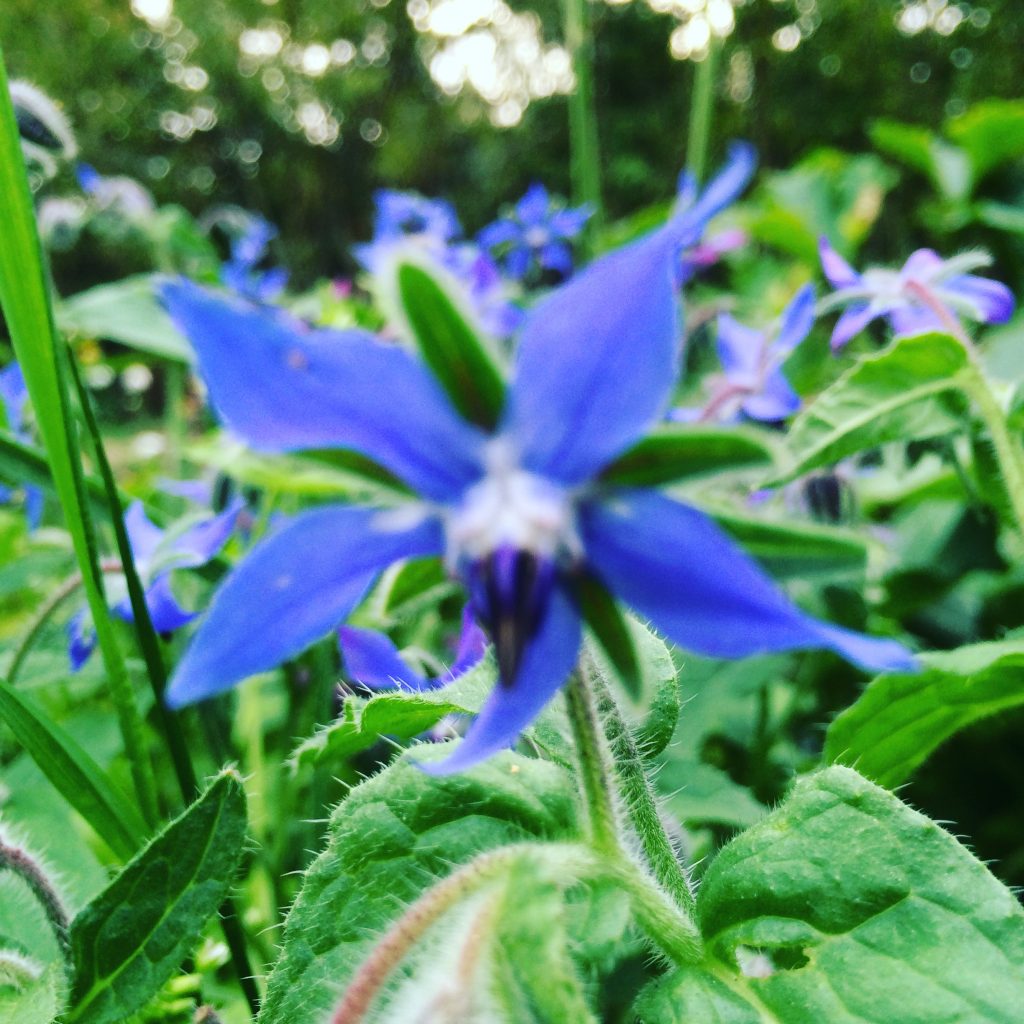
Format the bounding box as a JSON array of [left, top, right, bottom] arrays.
[[711, 506, 869, 578], [578, 575, 642, 703], [601, 423, 775, 488], [396, 260, 506, 429]]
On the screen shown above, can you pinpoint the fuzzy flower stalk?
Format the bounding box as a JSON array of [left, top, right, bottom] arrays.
[[161, 205, 914, 775]]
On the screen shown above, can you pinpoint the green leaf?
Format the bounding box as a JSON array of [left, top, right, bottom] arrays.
[[634, 965, 761, 1023], [395, 261, 506, 429], [869, 120, 973, 199], [0, 681, 146, 861], [56, 276, 191, 362], [488, 859, 598, 1023], [770, 332, 971, 485], [824, 638, 1024, 788], [639, 766, 1024, 1023], [0, 429, 116, 510], [290, 657, 495, 773], [601, 424, 775, 488], [66, 771, 248, 1024], [710, 507, 869, 579], [947, 99, 1024, 182], [260, 750, 579, 1024]]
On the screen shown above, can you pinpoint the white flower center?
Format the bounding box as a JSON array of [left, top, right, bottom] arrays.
[[445, 440, 579, 564], [524, 225, 550, 250]]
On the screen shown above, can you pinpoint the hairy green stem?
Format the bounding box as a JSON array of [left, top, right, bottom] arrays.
[[0, 834, 71, 969], [563, 0, 604, 245], [567, 667, 702, 960], [685, 39, 720, 184], [6, 571, 84, 685], [589, 669, 698, 915], [905, 280, 1024, 535], [565, 671, 621, 856]]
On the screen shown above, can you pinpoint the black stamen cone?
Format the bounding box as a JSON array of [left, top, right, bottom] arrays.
[[471, 547, 553, 687]]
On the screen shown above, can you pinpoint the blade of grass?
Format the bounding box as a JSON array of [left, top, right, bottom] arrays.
[[0, 45, 159, 827], [0, 679, 147, 861]]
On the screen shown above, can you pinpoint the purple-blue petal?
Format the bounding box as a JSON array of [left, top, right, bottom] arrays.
[[166, 505, 444, 706], [0, 362, 28, 437], [126, 575, 197, 633], [580, 490, 915, 673], [774, 283, 817, 358], [550, 206, 591, 239], [67, 610, 97, 672], [539, 241, 574, 277], [124, 500, 165, 565], [420, 581, 581, 775], [171, 501, 242, 569], [678, 142, 756, 241], [516, 182, 551, 226], [716, 314, 763, 381], [889, 305, 943, 337], [819, 237, 861, 289], [160, 280, 486, 501], [830, 302, 878, 351], [478, 218, 520, 251], [741, 368, 801, 422], [947, 274, 1016, 324], [503, 219, 683, 485], [339, 625, 430, 691], [505, 244, 533, 281]]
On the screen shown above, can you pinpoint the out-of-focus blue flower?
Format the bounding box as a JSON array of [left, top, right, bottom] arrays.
[[478, 183, 591, 281], [0, 363, 43, 528], [672, 284, 814, 424], [354, 190, 460, 273], [675, 142, 756, 284], [221, 214, 288, 304], [161, 209, 914, 773], [76, 163, 156, 219], [339, 605, 487, 692], [68, 499, 239, 670], [356, 189, 521, 338], [819, 239, 1015, 350]]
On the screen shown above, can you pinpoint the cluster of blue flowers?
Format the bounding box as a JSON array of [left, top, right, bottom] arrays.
[[159, 145, 928, 775]]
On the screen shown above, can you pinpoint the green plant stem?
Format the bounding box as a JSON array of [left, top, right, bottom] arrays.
[[905, 280, 1024, 535], [563, 0, 604, 245], [565, 671, 621, 857], [566, 668, 702, 960], [685, 39, 720, 184], [588, 669, 698, 915], [6, 571, 84, 685]]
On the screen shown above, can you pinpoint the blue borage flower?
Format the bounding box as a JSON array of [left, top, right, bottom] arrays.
[[672, 284, 815, 424], [478, 183, 591, 282], [675, 142, 756, 284], [161, 208, 915, 773], [68, 498, 240, 670], [221, 213, 288, 304], [818, 238, 1015, 351], [0, 362, 43, 528], [356, 188, 522, 339], [339, 606, 487, 692]]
